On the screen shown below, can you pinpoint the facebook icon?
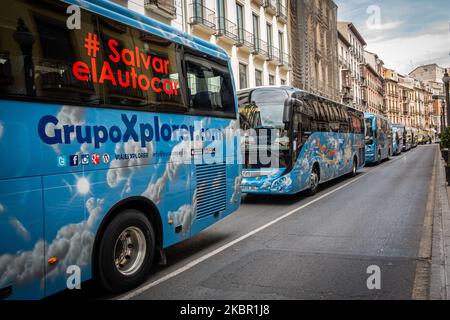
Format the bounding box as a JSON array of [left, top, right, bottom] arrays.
[[70, 155, 79, 167]]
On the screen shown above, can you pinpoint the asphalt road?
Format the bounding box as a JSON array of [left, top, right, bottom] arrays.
[[116, 145, 437, 300], [54, 145, 437, 300]]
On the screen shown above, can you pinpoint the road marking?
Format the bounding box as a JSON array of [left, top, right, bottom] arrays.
[[119, 151, 412, 300]]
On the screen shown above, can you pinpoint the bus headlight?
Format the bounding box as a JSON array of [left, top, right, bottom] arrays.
[[271, 175, 292, 191]]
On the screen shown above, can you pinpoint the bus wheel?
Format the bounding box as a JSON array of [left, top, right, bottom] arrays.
[[350, 157, 357, 177], [97, 209, 155, 293], [307, 165, 320, 196]]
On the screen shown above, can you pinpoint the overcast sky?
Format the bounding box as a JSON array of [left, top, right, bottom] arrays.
[[336, 0, 450, 75]]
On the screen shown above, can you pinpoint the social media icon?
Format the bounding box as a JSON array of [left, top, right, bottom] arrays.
[[102, 154, 110, 164], [81, 154, 90, 165], [92, 153, 100, 165], [70, 155, 79, 167], [57, 155, 67, 168]]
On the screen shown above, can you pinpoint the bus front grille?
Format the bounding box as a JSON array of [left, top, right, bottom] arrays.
[[195, 163, 227, 219]]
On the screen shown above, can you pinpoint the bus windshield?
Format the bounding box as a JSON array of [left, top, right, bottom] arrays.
[[365, 118, 374, 145], [239, 88, 290, 169]]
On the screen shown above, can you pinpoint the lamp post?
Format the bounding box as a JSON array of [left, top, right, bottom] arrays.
[[443, 69, 450, 129], [13, 18, 35, 97]]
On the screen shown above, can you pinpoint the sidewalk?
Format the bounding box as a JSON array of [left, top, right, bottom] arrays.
[[430, 148, 450, 299]]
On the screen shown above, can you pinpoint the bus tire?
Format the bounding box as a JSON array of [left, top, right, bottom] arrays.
[[349, 157, 358, 177], [97, 209, 155, 293], [306, 165, 320, 196]]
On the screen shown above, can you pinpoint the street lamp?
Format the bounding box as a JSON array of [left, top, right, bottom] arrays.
[[443, 69, 450, 129], [433, 94, 446, 133]]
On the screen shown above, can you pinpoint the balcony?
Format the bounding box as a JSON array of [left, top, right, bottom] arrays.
[[253, 38, 269, 59], [145, 0, 176, 19], [251, 0, 264, 6], [189, 3, 216, 35], [237, 28, 255, 52], [268, 46, 280, 64], [276, 1, 288, 24], [216, 17, 239, 44], [264, 0, 277, 15], [279, 52, 291, 69]]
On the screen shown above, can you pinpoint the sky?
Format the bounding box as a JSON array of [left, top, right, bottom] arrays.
[[336, 0, 450, 75]]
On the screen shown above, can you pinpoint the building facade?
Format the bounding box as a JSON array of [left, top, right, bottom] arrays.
[[337, 29, 352, 105], [337, 21, 366, 111], [383, 68, 401, 124], [113, 0, 291, 91], [362, 51, 384, 115], [290, 0, 339, 101], [409, 64, 446, 133]]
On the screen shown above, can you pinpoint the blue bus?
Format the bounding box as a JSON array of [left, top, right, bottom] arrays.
[[239, 87, 365, 196], [364, 113, 392, 165], [392, 124, 406, 154], [404, 127, 413, 151], [0, 0, 241, 299]]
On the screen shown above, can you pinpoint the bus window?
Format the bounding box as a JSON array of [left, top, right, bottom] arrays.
[[132, 31, 184, 112], [365, 118, 374, 145], [185, 52, 235, 118], [0, 0, 101, 105]]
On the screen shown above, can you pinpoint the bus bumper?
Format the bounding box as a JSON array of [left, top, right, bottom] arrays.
[[241, 169, 294, 195], [365, 152, 376, 163]]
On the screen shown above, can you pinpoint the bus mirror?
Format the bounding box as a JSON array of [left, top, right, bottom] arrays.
[[283, 98, 293, 124]]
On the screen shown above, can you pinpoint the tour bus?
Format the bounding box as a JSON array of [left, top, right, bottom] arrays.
[[411, 128, 418, 148], [238, 86, 365, 196], [392, 124, 405, 155], [405, 127, 413, 151], [365, 113, 392, 165], [0, 0, 241, 299]]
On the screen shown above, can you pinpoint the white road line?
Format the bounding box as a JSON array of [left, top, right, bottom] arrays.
[[119, 151, 413, 300]]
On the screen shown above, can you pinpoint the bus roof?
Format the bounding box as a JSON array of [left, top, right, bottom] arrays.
[[237, 86, 361, 112], [63, 0, 229, 61]]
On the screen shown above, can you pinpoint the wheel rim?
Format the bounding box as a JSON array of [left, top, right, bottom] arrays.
[[114, 226, 147, 276], [311, 172, 319, 191], [353, 161, 357, 175]]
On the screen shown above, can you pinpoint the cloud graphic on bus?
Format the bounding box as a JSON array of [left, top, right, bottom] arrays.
[[0, 197, 104, 287], [168, 191, 198, 235], [0, 203, 5, 215], [107, 140, 154, 194], [46, 198, 104, 281], [142, 135, 194, 204], [45, 106, 85, 154], [0, 122, 4, 139], [9, 218, 31, 242]]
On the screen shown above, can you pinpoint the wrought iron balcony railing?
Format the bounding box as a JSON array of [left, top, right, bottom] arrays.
[[253, 38, 269, 58], [268, 45, 280, 62], [237, 28, 254, 50], [276, 1, 287, 23], [216, 17, 238, 43], [189, 2, 216, 31]]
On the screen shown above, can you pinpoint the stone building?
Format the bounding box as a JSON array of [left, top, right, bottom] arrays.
[[383, 68, 401, 124], [113, 0, 292, 90], [362, 51, 384, 115], [290, 0, 339, 101], [337, 21, 366, 111], [337, 29, 352, 105]]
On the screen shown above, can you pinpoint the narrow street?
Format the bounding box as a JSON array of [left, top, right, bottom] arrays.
[[100, 145, 437, 300]]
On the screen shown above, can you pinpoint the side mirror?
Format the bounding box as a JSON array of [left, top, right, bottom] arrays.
[[283, 98, 294, 124]]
